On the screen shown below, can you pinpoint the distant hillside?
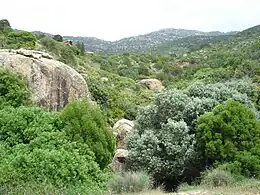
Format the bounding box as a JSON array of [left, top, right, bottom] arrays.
[[152, 34, 236, 55], [63, 28, 237, 54]]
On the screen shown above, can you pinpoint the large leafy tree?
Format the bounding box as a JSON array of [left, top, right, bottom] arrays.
[[53, 34, 63, 42], [0, 19, 11, 33]]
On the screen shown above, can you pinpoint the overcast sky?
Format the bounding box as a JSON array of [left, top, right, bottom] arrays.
[[1, 0, 260, 41]]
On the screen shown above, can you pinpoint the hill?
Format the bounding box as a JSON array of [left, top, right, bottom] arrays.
[[63, 28, 236, 54]]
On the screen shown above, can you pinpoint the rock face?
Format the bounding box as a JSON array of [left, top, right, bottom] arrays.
[[0, 49, 91, 110], [137, 78, 164, 91], [113, 119, 134, 149]]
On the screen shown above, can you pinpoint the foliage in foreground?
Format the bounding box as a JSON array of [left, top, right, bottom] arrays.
[[0, 101, 115, 192], [0, 181, 105, 195]]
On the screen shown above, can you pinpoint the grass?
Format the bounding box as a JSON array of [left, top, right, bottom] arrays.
[[107, 171, 152, 194], [0, 178, 258, 195], [112, 179, 260, 195], [0, 181, 105, 195]]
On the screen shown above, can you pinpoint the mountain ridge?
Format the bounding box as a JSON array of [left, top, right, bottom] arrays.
[[33, 27, 238, 54], [64, 28, 238, 54]]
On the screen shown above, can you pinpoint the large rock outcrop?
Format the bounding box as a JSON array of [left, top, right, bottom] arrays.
[[0, 49, 91, 110], [137, 78, 164, 91]]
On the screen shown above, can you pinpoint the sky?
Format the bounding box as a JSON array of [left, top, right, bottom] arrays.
[[1, 0, 260, 41]]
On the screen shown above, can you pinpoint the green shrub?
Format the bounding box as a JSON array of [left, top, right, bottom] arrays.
[[0, 105, 110, 190], [0, 68, 31, 108], [200, 168, 236, 187], [40, 37, 79, 66], [126, 120, 195, 185], [59, 100, 116, 169], [219, 151, 260, 178], [7, 31, 36, 49], [108, 171, 152, 194], [0, 106, 57, 146], [196, 100, 260, 177], [0, 145, 102, 186]]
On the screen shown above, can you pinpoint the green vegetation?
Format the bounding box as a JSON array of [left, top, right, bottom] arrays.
[[59, 100, 115, 169], [125, 82, 259, 190], [0, 103, 114, 193], [0, 19, 11, 34], [53, 34, 63, 42], [200, 168, 238, 188], [0, 54, 115, 193], [0, 68, 31, 108], [0, 19, 36, 49], [196, 101, 260, 178], [6, 31, 36, 49], [108, 171, 152, 194], [39, 37, 80, 66]]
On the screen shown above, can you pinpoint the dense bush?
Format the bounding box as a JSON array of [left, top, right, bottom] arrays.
[[108, 171, 152, 194], [0, 143, 103, 186], [58, 100, 116, 169], [125, 82, 257, 190], [0, 106, 57, 146], [126, 120, 195, 190], [0, 106, 108, 189], [6, 31, 36, 49], [196, 100, 260, 178], [0, 68, 31, 108]]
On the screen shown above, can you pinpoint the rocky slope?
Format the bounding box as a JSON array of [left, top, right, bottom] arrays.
[[0, 49, 91, 110]]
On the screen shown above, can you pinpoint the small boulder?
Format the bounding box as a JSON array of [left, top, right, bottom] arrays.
[[137, 78, 164, 91], [110, 149, 129, 172], [113, 119, 134, 149]]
